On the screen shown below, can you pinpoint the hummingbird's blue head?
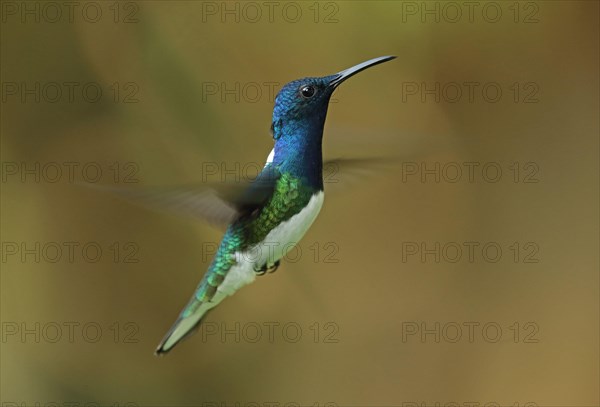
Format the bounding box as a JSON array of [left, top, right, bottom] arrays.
[[269, 56, 396, 188], [270, 56, 396, 142], [271, 76, 337, 140]]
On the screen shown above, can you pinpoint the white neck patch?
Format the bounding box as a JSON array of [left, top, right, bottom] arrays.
[[264, 148, 275, 168]]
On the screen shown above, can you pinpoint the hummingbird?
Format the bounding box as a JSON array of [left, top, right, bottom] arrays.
[[155, 56, 396, 354]]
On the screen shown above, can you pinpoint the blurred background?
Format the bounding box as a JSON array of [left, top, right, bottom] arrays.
[[1, 1, 598, 406]]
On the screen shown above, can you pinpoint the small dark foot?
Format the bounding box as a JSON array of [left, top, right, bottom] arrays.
[[254, 260, 280, 276]]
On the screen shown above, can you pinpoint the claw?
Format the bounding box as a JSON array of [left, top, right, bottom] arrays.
[[254, 260, 280, 276]]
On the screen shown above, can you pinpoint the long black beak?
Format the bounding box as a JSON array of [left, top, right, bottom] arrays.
[[329, 55, 396, 88]]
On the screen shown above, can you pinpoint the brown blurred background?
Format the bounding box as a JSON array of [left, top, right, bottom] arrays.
[[1, 1, 598, 406]]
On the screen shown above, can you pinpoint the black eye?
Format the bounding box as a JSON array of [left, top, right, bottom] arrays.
[[300, 85, 316, 98]]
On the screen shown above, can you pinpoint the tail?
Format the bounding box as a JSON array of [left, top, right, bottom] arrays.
[[155, 292, 225, 355]]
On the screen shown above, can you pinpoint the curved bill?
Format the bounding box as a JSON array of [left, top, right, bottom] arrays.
[[329, 55, 396, 88]]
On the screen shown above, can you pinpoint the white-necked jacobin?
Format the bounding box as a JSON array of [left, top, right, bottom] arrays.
[[155, 56, 396, 354]]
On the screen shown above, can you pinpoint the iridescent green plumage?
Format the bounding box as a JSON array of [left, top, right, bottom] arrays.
[[183, 171, 315, 316]]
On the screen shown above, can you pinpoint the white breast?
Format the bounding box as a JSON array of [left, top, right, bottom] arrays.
[[217, 191, 325, 296]]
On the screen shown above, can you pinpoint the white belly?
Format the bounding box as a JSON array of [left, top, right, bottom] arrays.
[[217, 191, 325, 296]]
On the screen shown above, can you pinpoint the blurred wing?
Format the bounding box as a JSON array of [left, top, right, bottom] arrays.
[[80, 165, 281, 229], [80, 183, 238, 227], [322, 157, 399, 189], [226, 163, 280, 216]]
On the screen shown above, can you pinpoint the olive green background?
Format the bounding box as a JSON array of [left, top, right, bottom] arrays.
[[1, 1, 598, 406]]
